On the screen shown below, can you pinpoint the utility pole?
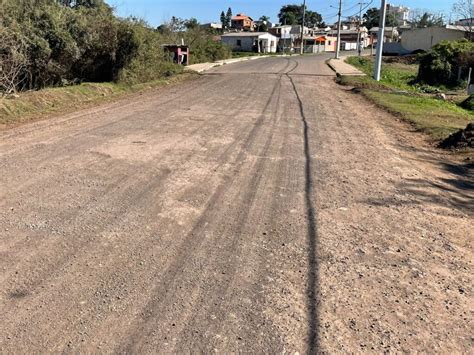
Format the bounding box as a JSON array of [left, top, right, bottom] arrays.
[[335, 0, 343, 59], [300, 0, 306, 55], [373, 0, 387, 81], [356, 2, 365, 56]]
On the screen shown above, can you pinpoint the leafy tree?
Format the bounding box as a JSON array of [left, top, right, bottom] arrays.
[[185, 18, 199, 30], [0, 0, 231, 94], [278, 4, 323, 27], [363, 7, 398, 29], [257, 16, 270, 32], [363, 8, 379, 29]]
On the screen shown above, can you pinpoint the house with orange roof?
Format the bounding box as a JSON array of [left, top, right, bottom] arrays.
[[231, 13, 254, 31]]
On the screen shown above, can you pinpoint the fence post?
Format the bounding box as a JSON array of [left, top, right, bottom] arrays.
[[468, 67, 473, 95]]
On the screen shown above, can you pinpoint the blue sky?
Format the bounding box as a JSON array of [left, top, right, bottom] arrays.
[[106, 1, 459, 27]]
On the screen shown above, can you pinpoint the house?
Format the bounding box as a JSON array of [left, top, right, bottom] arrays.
[[231, 13, 254, 31], [326, 28, 370, 50], [201, 23, 223, 31], [456, 18, 473, 27], [313, 35, 337, 52], [401, 25, 470, 52], [369, 27, 400, 43], [387, 4, 410, 26], [221, 32, 278, 53], [269, 25, 313, 52]]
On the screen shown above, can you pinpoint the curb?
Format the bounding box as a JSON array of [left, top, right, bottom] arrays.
[[186, 54, 301, 73]]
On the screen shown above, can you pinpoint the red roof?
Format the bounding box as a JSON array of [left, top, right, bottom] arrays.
[[232, 13, 253, 21]]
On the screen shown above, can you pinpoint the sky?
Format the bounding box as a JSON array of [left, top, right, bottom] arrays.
[[106, 0, 460, 27]]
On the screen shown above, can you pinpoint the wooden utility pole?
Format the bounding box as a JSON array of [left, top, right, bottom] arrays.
[[300, 0, 306, 55]]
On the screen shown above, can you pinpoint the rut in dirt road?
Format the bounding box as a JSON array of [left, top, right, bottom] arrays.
[[1, 54, 472, 353]]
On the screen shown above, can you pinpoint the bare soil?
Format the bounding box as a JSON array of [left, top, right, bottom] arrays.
[[0, 55, 472, 353]]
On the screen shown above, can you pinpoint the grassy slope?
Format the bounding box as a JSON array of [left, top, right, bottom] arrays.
[[340, 57, 473, 142], [0, 73, 197, 127]]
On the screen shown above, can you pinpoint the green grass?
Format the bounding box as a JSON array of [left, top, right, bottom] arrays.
[[338, 56, 473, 144], [0, 73, 197, 126], [364, 90, 473, 140], [345, 56, 418, 92]]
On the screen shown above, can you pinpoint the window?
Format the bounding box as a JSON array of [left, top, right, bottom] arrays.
[[236, 39, 242, 46]]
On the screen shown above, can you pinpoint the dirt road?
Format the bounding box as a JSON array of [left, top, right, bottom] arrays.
[[1, 55, 472, 353]]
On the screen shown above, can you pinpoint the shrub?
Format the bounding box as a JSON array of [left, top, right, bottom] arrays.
[[417, 39, 474, 87], [460, 94, 474, 111], [1, 1, 226, 94]]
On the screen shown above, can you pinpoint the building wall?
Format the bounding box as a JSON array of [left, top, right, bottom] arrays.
[[324, 36, 337, 52], [221, 34, 278, 53], [222, 36, 256, 51], [401, 27, 466, 52]]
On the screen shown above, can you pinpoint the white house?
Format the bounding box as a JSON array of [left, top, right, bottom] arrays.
[[221, 32, 279, 53], [387, 4, 410, 26], [401, 26, 469, 52]]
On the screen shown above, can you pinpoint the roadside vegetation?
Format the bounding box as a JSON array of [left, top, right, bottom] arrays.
[[339, 40, 473, 145], [0, 73, 197, 127], [0, 0, 230, 125]]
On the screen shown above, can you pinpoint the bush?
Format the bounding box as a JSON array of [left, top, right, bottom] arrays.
[[417, 39, 474, 87], [460, 94, 474, 111], [0, 1, 227, 94]]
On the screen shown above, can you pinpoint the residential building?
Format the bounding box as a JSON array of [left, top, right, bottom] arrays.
[[326, 28, 370, 50], [313, 35, 337, 52], [269, 25, 313, 52], [221, 32, 278, 53], [369, 27, 400, 43], [401, 25, 470, 52], [456, 18, 474, 27], [387, 4, 410, 26], [231, 13, 254, 31], [201, 23, 223, 30]]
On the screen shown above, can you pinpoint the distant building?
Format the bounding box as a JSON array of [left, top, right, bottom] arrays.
[[401, 26, 470, 52], [387, 4, 410, 26], [231, 13, 254, 31], [369, 27, 400, 43], [201, 23, 223, 30], [221, 32, 278, 53], [455, 18, 474, 28], [269, 25, 314, 52], [326, 28, 370, 50]]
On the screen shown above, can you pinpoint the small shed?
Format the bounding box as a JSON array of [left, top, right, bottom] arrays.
[[163, 44, 189, 66]]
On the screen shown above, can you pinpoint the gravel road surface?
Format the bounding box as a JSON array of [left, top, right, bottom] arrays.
[[1, 55, 472, 353]]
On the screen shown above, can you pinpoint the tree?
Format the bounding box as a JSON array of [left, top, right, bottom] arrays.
[[220, 11, 227, 30], [452, 0, 473, 33], [185, 18, 199, 30], [226, 7, 232, 29], [278, 4, 323, 27], [363, 8, 379, 29], [363, 7, 398, 29], [411, 12, 444, 28], [0, 27, 30, 95], [257, 15, 270, 32]]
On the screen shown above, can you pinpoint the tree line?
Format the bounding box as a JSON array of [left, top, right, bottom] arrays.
[[0, 0, 231, 95]]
